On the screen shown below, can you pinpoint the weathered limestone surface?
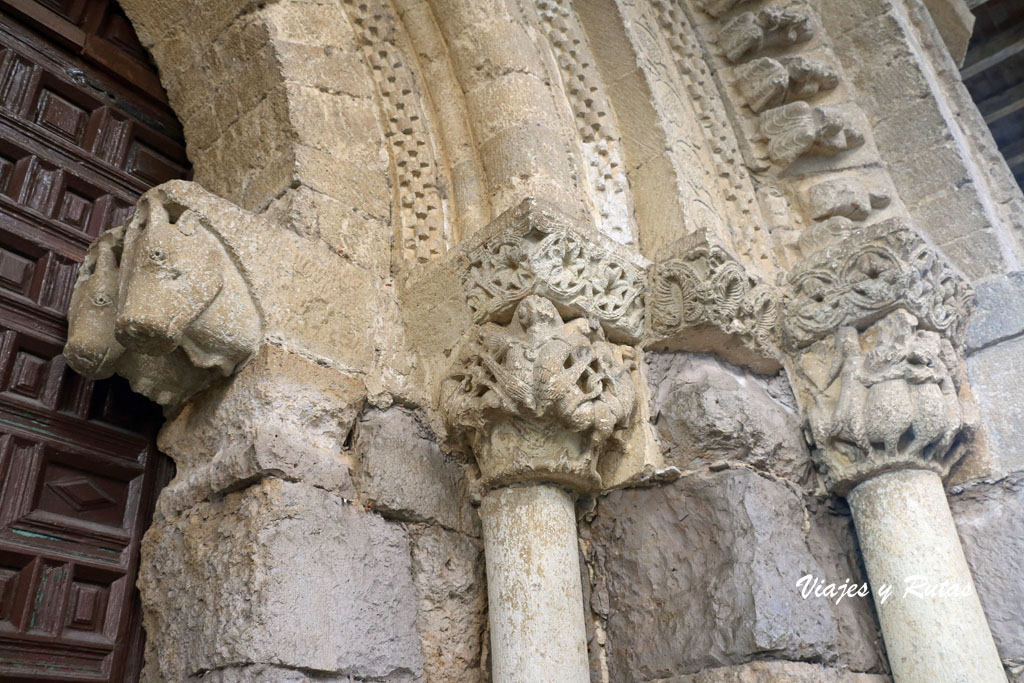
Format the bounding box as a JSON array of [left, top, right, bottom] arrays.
[[353, 406, 480, 536], [657, 660, 890, 682], [139, 479, 424, 682], [968, 336, 1024, 476], [584, 469, 885, 680], [153, 345, 362, 520], [646, 353, 810, 483], [967, 272, 1024, 352], [410, 525, 489, 683], [187, 666, 365, 683], [951, 474, 1024, 677], [817, 0, 1024, 281], [59, 0, 1024, 681]]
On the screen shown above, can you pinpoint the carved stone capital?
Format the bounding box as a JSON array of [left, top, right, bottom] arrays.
[[440, 296, 637, 492], [646, 232, 781, 373], [792, 311, 979, 494], [781, 218, 973, 351], [459, 198, 646, 343], [780, 219, 978, 494], [65, 181, 263, 408]]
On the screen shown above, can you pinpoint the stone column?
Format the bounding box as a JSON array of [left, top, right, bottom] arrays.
[[440, 295, 637, 683], [780, 219, 1007, 682], [481, 485, 589, 682], [848, 469, 1005, 681]]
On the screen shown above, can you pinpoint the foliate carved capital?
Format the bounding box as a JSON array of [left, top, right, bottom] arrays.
[[780, 219, 978, 494], [65, 181, 263, 408], [794, 311, 978, 494], [440, 296, 637, 492], [460, 198, 646, 343], [781, 218, 974, 351], [646, 233, 781, 373]]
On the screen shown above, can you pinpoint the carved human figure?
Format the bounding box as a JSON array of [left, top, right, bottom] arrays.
[[904, 330, 963, 460], [859, 312, 917, 459], [818, 325, 870, 455]]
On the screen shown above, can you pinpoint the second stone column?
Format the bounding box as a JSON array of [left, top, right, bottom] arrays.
[[440, 295, 637, 683]]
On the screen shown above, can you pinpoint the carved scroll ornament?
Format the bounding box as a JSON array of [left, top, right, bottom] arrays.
[[440, 296, 636, 492], [65, 184, 262, 408], [780, 218, 977, 492], [647, 233, 780, 373]]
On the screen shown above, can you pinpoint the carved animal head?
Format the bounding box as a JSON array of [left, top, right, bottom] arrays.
[[65, 227, 126, 379], [116, 195, 225, 356], [64, 183, 263, 408]]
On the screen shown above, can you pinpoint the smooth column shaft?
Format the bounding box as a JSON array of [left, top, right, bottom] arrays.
[[480, 484, 590, 683], [849, 469, 1006, 683]]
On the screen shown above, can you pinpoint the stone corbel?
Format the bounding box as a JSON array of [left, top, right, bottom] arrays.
[[440, 295, 637, 683], [65, 181, 263, 408], [646, 231, 782, 374], [719, 4, 816, 63], [779, 218, 1007, 682], [758, 101, 865, 166]]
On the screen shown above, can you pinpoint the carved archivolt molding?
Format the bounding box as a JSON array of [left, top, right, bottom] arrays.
[[461, 199, 646, 344], [781, 218, 974, 351], [646, 233, 780, 373], [440, 295, 636, 492], [65, 183, 263, 408]]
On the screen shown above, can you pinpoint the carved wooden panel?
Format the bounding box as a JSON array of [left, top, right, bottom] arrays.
[[0, 3, 185, 681]]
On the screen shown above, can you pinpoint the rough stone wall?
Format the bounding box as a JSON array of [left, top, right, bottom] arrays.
[[65, 0, 1024, 680]]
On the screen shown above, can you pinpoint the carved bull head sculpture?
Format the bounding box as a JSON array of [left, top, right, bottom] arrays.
[[65, 185, 262, 408]]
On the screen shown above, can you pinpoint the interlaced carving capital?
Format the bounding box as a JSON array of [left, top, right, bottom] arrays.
[[440, 296, 637, 492], [460, 198, 646, 343], [779, 219, 978, 494], [781, 218, 974, 351]]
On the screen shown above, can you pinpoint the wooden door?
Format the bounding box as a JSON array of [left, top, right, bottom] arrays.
[[0, 2, 188, 680]]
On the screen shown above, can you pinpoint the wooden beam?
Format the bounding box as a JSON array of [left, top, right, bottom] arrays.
[[961, 28, 1024, 79], [1004, 137, 1024, 169], [978, 81, 1024, 123]]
